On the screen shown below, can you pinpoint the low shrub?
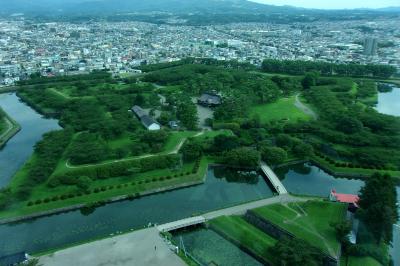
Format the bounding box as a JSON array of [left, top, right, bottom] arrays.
[[51, 196, 60, 201]]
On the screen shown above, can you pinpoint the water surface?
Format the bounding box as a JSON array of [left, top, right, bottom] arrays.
[[375, 86, 400, 116], [275, 162, 364, 197], [0, 167, 273, 255], [0, 93, 60, 187]]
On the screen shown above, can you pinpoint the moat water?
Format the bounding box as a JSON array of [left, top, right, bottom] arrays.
[[0, 93, 60, 188]]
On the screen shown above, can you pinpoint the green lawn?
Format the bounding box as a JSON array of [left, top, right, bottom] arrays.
[[253, 201, 346, 257], [249, 96, 311, 123], [343, 256, 382, 266], [209, 215, 277, 264], [161, 131, 198, 154], [107, 133, 135, 150]]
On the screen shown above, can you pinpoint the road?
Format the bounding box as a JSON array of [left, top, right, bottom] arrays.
[[38, 227, 186, 266], [294, 93, 318, 120]]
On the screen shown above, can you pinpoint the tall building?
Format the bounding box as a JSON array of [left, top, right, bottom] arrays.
[[363, 38, 378, 56]]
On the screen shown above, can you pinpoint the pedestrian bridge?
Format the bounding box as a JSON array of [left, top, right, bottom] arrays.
[[260, 161, 288, 195], [157, 216, 206, 232]]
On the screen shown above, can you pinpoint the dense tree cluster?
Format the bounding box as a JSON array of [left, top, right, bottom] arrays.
[[358, 173, 398, 244], [18, 71, 112, 86], [262, 59, 396, 78], [50, 154, 181, 187], [177, 101, 198, 130], [68, 132, 109, 165], [221, 148, 260, 168], [17, 129, 73, 200], [270, 237, 323, 266]]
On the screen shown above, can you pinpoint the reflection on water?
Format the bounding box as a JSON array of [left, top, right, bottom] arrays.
[[213, 167, 260, 184], [275, 162, 364, 197]]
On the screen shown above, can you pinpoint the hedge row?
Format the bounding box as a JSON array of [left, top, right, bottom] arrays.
[[315, 152, 397, 171], [48, 154, 180, 187], [27, 170, 196, 207]]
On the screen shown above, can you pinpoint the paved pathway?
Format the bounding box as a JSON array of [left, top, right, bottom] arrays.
[[157, 216, 206, 232], [260, 161, 288, 195], [39, 227, 186, 266], [203, 194, 303, 219], [294, 93, 318, 120]]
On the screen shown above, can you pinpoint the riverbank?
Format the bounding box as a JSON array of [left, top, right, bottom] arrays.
[[276, 157, 400, 183], [0, 107, 21, 149], [0, 176, 206, 225]]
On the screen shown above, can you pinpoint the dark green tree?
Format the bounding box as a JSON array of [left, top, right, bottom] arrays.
[[181, 141, 203, 162], [358, 173, 398, 244], [271, 237, 323, 266], [177, 101, 198, 130], [260, 146, 287, 165], [221, 148, 260, 168], [76, 176, 92, 191]]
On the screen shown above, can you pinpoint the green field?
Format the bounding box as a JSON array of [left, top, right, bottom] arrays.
[[209, 215, 277, 264], [253, 201, 346, 257], [249, 96, 311, 123], [343, 256, 382, 266]]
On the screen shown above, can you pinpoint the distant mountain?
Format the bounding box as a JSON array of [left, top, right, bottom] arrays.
[[376, 6, 400, 12], [0, 0, 398, 23], [0, 0, 283, 14]]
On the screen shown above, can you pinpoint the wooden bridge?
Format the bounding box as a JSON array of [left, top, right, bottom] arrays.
[[157, 216, 206, 232], [260, 161, 288, 195]]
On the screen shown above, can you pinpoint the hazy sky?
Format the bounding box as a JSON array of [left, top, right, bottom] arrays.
[[250, 0, 399, 9]]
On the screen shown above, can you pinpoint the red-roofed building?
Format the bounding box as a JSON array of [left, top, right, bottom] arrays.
[[329, 189, 360, 212]]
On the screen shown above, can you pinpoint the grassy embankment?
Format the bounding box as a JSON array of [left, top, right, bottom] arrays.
[[0, 107, 21, 148], [253, 201, 346, 257], [209, 215, 277, 264], [208, 200, 347, 264]]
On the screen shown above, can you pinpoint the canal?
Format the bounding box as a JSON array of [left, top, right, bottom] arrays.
[[0, 93, 60, 188], [0, 167, 274, 256]]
